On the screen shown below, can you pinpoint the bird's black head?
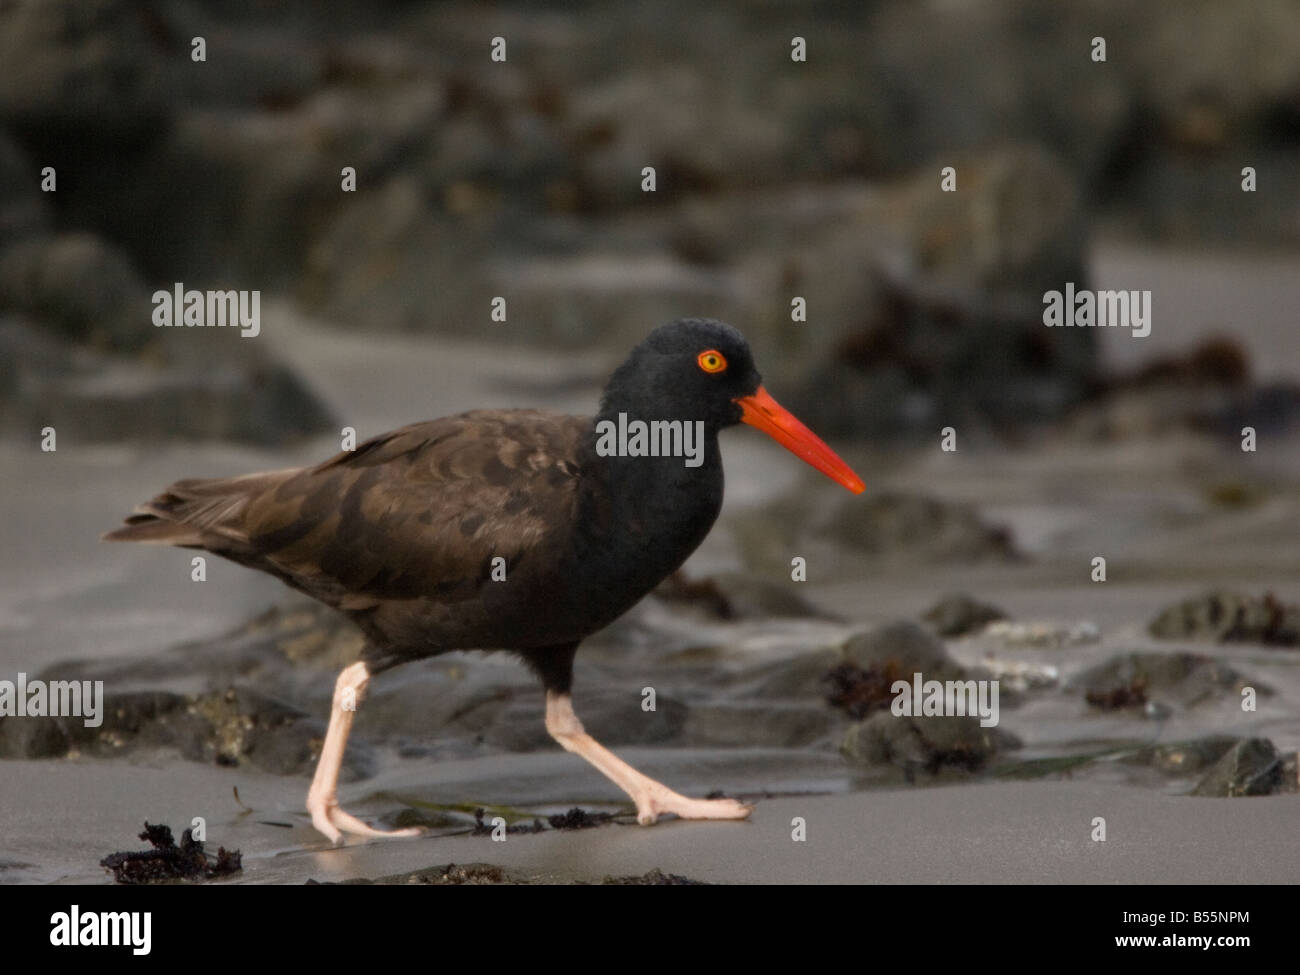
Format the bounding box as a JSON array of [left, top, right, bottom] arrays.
[[598, 317, 865, 493], [600, 317, 761, 428]]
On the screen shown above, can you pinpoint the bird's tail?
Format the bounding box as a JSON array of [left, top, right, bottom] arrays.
[[102, 469, 294, 548]]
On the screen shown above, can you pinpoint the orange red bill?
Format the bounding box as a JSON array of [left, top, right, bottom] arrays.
[[735, 386, 865, 494]]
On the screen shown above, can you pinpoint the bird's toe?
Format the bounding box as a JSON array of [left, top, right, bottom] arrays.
[[308, 795, 420, 843], [636, 790, 752, 823]]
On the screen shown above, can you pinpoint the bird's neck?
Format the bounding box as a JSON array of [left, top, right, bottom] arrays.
[[575, 410, 725, 585]]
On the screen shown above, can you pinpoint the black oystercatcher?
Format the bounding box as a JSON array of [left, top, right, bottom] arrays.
[[105, 318, 864, 843]]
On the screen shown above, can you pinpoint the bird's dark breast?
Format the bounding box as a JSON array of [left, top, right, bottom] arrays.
[[570, 458, 724, 623]]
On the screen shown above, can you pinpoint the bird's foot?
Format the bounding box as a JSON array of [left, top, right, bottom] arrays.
[[634, 787, 753, 825], [308, 794, 422, 845]]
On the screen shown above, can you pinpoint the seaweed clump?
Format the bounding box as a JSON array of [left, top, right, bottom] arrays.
[[101, 822, 242, 884]]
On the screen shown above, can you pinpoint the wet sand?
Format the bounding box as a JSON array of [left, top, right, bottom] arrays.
[[5, 757, 1299, 884]]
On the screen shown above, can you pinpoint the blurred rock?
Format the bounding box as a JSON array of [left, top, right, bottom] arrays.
[[868, 0, 1300, 245], [682, 703, 834, 749], [390, 681, 692, 754], [921, 594, 1007, 637], [1067, 380, 1300, 441], [1191, 738, 1297, 797], [787, 145, 1094, 438], [0, 230, 337, 446], [823, 661, 909, 721], [126, 109, 367, 288], [1070, 651, 1267, 712], [841, 620, 959, 677], [0, 685, 366, 778], [1149, 591, 1300, 647], [486, 249, 744, 352], [652, 569, 831, 621], [565, 66, 787, 207], [0, 233, 149, 350], [818, 491, 1020, 563], [841, 711, 1019, 774], [1, 346, 337, 446], [0, 315, 73, 401], [21, 602, 362, 705], [827, 621, 986, 720], [361, 667, 528, 751], [1123, 736, 1241, 776], [0, 0, 1294, 360], [0, 0, 169, 135], [162, 15, 324, 111], [300, 176, 480, 332], [735, 648, 846, 700], [1067, 338, 1300, 440], [0, 130, 51, 246], [0, 602, 374, 769], [890, 145, 1088, 296]]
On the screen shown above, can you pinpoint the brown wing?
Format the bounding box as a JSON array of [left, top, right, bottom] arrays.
[[106, 410, 590, 645]]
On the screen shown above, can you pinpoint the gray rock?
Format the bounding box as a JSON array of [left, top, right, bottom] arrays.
[[1191, 738, 1296, 797], [1150, 591, 1300, 647], [0, 321, 337, 445], [564, 67, 787, 209], [922, 594, 1007, 637], [401, 681, 692, 753], [652, 570, 832, 622], [819, 492, 1020, 563], [299, 174, 495, 334], [1070, 651, 1268, 711], [21, 357, 336, 446], [0, 315, 74, 401], [786, 145, 1094, 438], [364, 666, 525, 746], [30, 601, 362, 707], [736, 648, 845, 700], [0, 684, 363, 778], [827, 622, 998, 721], [0, 0, 168, 133], [0, 129, 51, 245], [841, 711, 1019, 774], [1064, 340, 1300, 441], [1124, 736, 1242, 776], [682, 703, 835, 749], [0, 233, 149, 350], [841, 620, 957, 676], [0, 707, 71, 759], [533, 692, 689, 750]]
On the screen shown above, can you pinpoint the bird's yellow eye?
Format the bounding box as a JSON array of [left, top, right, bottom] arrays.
[[697, 349, 727, 374]]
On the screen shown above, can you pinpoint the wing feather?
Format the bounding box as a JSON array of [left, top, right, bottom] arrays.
[[106, 410, 590, 645]]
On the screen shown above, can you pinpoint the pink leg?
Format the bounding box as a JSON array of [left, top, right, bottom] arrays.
[[545, 691, 752, 825], [306, 661, 422, 844]]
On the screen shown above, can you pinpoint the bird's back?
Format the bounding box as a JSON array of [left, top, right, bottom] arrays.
[[105, 410, 596, 661]]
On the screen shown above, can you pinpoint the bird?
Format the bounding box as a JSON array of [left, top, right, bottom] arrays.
[[104, 318, 865, 844]]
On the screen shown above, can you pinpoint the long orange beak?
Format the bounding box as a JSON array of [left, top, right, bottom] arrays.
[[735, 386, 865, 494]]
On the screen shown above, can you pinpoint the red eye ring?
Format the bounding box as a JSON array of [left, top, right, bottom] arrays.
[[697, 349, 727, 373]]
